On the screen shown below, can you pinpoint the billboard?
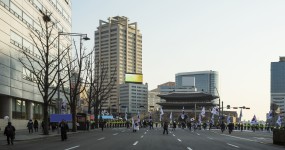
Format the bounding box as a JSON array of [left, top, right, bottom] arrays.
[[125, 73, 143, 83]]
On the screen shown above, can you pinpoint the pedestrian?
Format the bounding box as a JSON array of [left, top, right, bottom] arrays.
[[34, 119, 39, 132], [163, 121, 168, 134], [240, 123, 243, 132], [4, 122, 15, 145], [27, 119, 34, 133], [100, 119, 105, 131], [59, 119, 68, 141], [220, 122, 226, 133], [86, 120, 90, 131], [155, 122, 158, 128], [228, 122, 234, 134], [172, 121, 177, 131]]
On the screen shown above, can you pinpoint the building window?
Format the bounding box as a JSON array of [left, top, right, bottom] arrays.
[[1, 0, 10, 7], [33, 102, 43, 119], [12, 99, 26, 119]]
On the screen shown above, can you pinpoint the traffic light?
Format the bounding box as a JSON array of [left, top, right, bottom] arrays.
[[227, 105, 230, 109]]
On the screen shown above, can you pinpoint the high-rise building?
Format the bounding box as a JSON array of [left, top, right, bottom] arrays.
[[175, 71, 219, 97], [271, 57, 285, 113], [94, 16, 142, 113], [0, 0, 72, 129]]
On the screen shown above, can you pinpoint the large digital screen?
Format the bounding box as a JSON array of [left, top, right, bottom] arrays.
[[125, 73, 143, 83]]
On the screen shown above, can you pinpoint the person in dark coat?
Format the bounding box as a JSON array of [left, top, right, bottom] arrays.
[[59, 120, 69, 141], [4, 122, 16, 145], [27, 119, 33, 133], [172, 121, 177, 131], [163, 121, 169, 134], [34, 119, 39, 132]]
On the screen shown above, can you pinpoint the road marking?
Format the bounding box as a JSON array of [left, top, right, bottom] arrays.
[[227, 143, 239, 148], [141, 135, 144, 138], [65, 145, 80, 150], [97, 137, 105, 140], [253, 137, 265, 140], [144, 132, 147, 134], [178, 139, 182, 142], [187, 147, 193, 150], [147, 130, 148, 131], [207, 137, 213, 140], [133, 141, 139, 145], [173, 134, 176, 136], [113, 133, 118, 135], [196, 133, 200, 136], [221, 134, 257, 142]]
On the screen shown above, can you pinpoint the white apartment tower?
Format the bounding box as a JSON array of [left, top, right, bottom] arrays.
[[94, 16, 142, 113]]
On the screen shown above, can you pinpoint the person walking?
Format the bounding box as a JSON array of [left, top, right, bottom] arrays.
[[4, 122, 16, 145], [27, 119, 34, 133], [172, 121, 177, 131], [59, 120, 69, 141], [34, 119, 39, 132], [99, 120, 105, 131], [163, 121, 169, 134], [220, 122, 226, 133]]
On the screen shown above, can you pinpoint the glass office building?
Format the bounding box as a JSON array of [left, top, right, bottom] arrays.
[[271, 57, 285, 113], [175, 71, 219, 97]]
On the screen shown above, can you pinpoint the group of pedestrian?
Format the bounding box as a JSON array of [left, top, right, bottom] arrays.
[[26, 119, 39, 133]]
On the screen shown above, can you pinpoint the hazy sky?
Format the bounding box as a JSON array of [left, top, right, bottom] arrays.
[[72, 0, 285, 121]]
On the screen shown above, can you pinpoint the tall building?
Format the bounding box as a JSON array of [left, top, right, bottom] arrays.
[[119, 83, 148, 114], [175, 71, 219, 97], [0, 0, 72, 129], [94, 16, 142, 113], [271, 57, 285, 113]]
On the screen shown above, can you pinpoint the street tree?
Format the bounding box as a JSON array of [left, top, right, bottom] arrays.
[[19, 11, 70, 135]]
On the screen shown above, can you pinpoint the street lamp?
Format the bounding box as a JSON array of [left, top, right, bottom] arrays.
[[57, 32, 90, 114], [214, 87, 221, 122]]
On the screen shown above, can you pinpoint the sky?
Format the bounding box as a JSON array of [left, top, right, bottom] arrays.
[[72, 0, 285, 121]]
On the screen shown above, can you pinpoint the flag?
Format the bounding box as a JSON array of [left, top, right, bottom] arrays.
[[211, 106, 219, 115], [250, 115, 257, 125], [137, 111, 140, 123], [267, 110, 273, 120], [276, 116, 282, 126], [198, 114, 202, 124], [132, 117, 135, 128], [181, 106, 185, 119], [125, 107, 128, 120], [227, 114, 231, 124], [190, 118, 195, 121], [200, 107, 205, 117], [211, 114, 214, 124], [160, 107, 164, 121], [170, 112, 172, 121], [239, 109, 243, 122]]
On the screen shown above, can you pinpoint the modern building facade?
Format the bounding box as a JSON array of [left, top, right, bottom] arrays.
[[271, 57, 285, 113], [119, 83, 148, 114], [175, 71, 219, 97], [0, 0, 72, 129], [94, 16, 142, 113]]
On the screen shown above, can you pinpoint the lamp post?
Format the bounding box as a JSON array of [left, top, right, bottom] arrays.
[[57, 32, 90, 114], [214, 87, 221, 123]]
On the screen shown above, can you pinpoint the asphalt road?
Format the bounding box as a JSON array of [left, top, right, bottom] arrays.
[[1, 127, 284, 150]]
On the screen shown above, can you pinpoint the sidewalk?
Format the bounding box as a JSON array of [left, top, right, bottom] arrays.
[[0, 128, 88, 142]]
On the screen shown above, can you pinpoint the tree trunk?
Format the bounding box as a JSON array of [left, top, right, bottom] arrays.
[[43, 101, 49, 135], [71, 104, 77, 132]]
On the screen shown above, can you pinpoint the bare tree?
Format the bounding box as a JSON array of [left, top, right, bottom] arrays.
[[86, 60, 117, 128], [61, 39, 92, 132], [19, 11, 70, 135]]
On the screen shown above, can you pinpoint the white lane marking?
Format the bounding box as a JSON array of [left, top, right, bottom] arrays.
[[221, 134, 257, 142], [97, 137, 105, 140], [253, 137, 265, 140], [227, 143, 239, 148], [178, 139, 182, 142], [141, 135, 144, 138], [65, 145, 80, 150], [144, 132, 147, 134], [113, 133, 118, 135], [187, 147, 193, 150], [133, 141, 139, 145], [196, 133, 200, 135], [207, 137, 213, 140], [173, 134, 176, 136]]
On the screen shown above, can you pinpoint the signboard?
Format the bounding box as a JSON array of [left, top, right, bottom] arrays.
[[50, 114, 72, 122], [125, 73, 143, 83]]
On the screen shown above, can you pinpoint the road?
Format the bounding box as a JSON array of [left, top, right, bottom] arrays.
[[1, 127, 284, 150]]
